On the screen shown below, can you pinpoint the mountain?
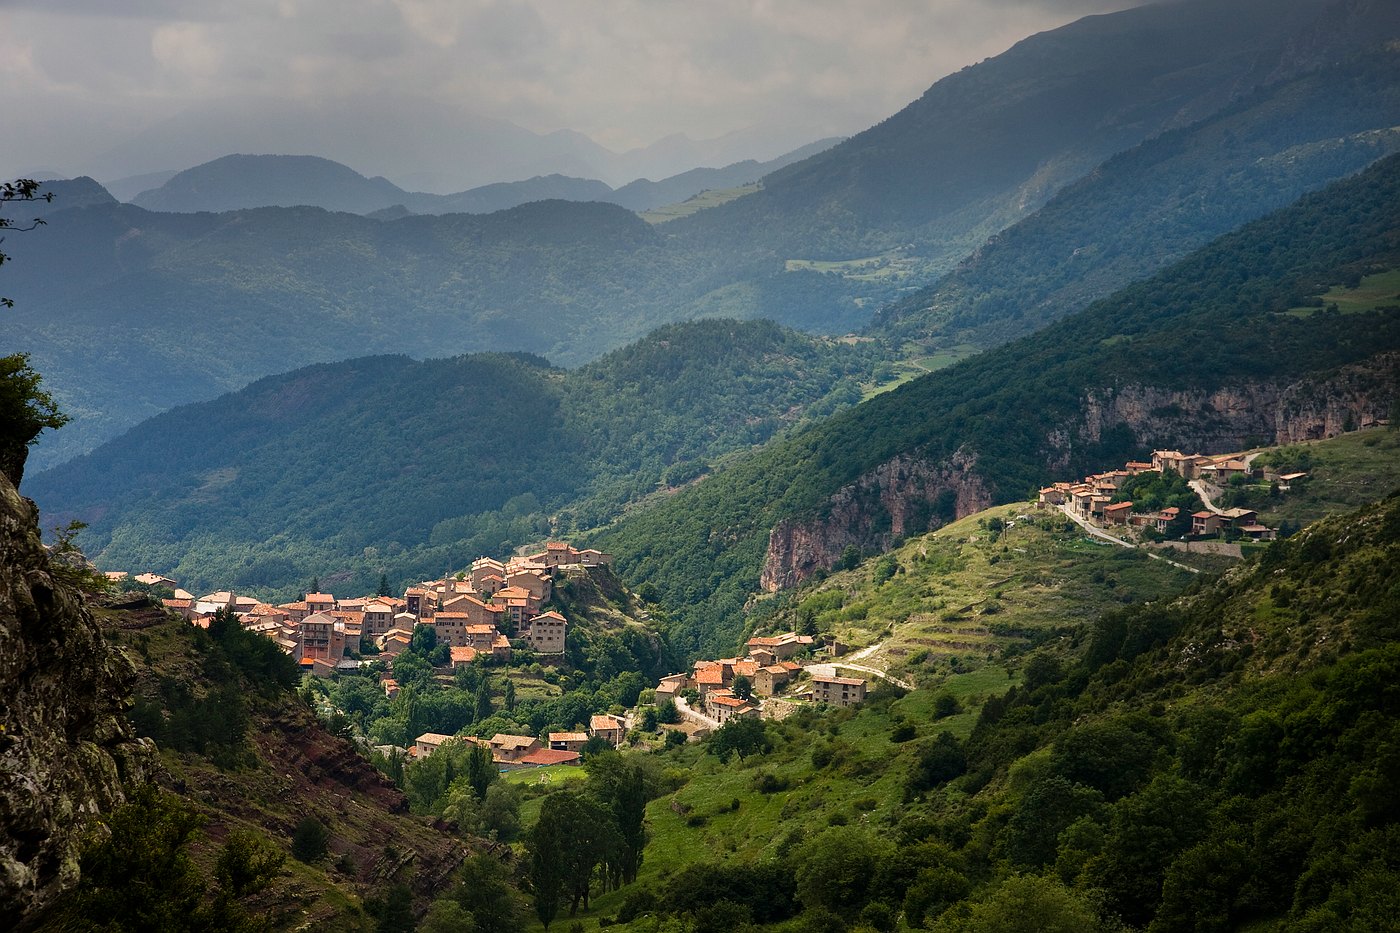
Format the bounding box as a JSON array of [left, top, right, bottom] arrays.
[[871, 52, 1400, 351], [608, 138, 842, 212], [668, 0, 1400, 266], [593, 151, 1400, 657], [25, 320, 880, 598], [126, 140, 843, 217], [130, 154, 409, 214], [12, 0, 1400, 472], [87, 93, 830, 194], [100, 169, 179, 203]]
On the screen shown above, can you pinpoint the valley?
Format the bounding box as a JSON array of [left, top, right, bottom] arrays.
[[5, 1, 1400, 930]]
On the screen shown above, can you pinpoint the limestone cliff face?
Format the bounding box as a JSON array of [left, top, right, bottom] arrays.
[[1073, 352, 1399, 455], [760, 450, 991, 592], [760, 354, 1397, 592], [0, 474, 154, 922]]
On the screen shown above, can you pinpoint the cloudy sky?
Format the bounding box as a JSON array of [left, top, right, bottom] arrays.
[[0, 0, 1146, 188]]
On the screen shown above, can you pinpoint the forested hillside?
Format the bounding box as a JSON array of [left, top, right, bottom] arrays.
[[595, 152, 1400, 657], [27, 320, 880, 598], [580, 492, 1400, 932], [872, 52, 1400, 350]]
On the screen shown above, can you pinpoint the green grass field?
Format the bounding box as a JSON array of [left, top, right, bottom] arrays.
[[1286, 268, 1400, 315], [761, 503, 1194, 689], [859, 344, 980, 401], [640, 184, 760, 223], [1246, 429, 1400, 526], [784, 251, 920, 283]]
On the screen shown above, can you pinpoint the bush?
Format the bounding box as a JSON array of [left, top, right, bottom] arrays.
[[291, 817, 329, 863]]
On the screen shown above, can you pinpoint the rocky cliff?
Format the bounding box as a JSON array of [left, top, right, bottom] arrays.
[[0, 473, 154, 923], [760, 450, 992, 591], [761, 354, 1398, 592]]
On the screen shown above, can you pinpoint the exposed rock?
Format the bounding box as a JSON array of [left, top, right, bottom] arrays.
[[761, 450, 991, 591], [761, 354, 1397, 592], [1075, 352, 1399, 452], [0, 472, 155, 924]]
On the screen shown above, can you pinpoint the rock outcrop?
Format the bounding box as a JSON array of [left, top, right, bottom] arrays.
[[761, 354, 1397, 592], [761, 450, 991, 592], [0, 473, 154, 923]]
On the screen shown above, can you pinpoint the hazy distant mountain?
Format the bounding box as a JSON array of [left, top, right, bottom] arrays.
[[101, 169, 179, 203], [131, 155, 407, 214], [609, 138, 842, 211], [674, 0, 1400, 265], [126, 141, 843, 216], [85, 93, 829, 194]]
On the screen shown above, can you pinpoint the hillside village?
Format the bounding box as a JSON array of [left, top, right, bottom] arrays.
[[102, 539, 873, 773], [1036, 447, 1311, 541]]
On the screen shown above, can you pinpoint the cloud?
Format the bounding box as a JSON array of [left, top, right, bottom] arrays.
[[0, 0, 1153, 178]]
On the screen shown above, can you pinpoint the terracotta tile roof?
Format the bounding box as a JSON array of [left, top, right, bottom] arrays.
[[696, 668, 724, 685], [549, 732, 588, 743], [450, 646, 478, 664], [533, 611, 566, 623], [709, 694, 749, 707], [591, 715, 623, 732], [489, 734, 538, 749], [519, 748, 580, 766], [814, 675, 866, 687], [1103, 501, 1133, 512]]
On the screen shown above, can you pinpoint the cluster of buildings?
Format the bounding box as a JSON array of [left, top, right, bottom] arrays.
[[115, 542, 610, 678], [1037, 449, 1288, 542], [653, 631, 869, 724], [410, 712, 629, 769]]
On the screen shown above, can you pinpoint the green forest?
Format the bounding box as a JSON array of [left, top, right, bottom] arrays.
[[595, 151, 1400, 657], [28, 319, 883, 598]]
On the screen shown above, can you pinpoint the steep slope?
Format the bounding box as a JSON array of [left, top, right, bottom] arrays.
[[582, 493, 1400, 932], [26, 320, 879, 598], [0, 473, 155, 923], [669, 0, 1398, 264], [594, 152, 1400, 657], [873, 52, 1400, 350], [76, 605, 470, 930]]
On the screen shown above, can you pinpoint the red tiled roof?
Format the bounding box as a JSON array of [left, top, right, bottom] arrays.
[[519, 748, 580, 766]]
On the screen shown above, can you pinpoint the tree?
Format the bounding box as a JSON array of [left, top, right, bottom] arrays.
[[732, 673, 754, 701], [466, 742, 497, 800], [0, 353, 68, 486], [529, 790, 621, 923], [708, 717, 770, 762], [0, 178, 52, 308], [377, 573, 393, 597], [214, 829, 285, 898], [657, 698, 680, 724], [794, 826, 891, 918], [504, 678, 517, 712], [0, 181, 65, 487], [475, 676, 494, 722], [290, 816, 329, 863]]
